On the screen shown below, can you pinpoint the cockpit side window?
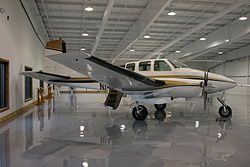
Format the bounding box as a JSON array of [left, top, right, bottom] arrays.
[[126, 63, 135, 71], [154, 60, 172, 71], [139, 61, 151, 71]]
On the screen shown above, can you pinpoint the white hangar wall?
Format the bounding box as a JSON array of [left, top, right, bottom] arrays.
[[0, 0, 45, 118], [209, 44, 250, 95]]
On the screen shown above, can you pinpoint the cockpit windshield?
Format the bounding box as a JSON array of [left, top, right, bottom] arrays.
[[169, 60, 187, 68]]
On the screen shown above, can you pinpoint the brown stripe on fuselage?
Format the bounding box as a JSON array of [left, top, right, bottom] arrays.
[[148, 75, 235, 84], [163, 80, 198, 86], [122, 84, 201, 92]]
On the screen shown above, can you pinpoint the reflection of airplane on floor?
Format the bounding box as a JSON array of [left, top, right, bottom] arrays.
[[21, 40, 238, 121]]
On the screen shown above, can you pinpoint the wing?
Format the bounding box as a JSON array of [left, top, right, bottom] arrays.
[[47, 52, 166, 91], [20, 71, 99, 89]]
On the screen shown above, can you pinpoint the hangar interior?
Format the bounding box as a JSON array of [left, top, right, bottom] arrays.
[[0, 0, 250, 166]]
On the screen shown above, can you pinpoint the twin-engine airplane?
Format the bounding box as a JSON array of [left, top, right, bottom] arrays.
[[21, 40, 237, 121]]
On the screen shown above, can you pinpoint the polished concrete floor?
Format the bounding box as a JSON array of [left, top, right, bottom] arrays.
[[1, 93, 250, 167]]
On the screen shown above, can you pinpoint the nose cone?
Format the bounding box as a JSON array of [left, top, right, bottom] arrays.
[[216, 74, 237, 90], [207, 72, 237, 92], [225, 76, 237, 89]]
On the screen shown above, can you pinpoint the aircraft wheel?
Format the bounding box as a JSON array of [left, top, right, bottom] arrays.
[[154, 110, 166, 121], [218, 106, 232, 118], [132, 105, 148, 121], [154, 103, 167, 110]]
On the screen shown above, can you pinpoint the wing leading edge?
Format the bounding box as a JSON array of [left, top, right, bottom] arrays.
[[47, 52, 166, 91]]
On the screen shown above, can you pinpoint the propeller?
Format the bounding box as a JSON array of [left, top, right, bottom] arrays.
[[202, 72, 209, 111]]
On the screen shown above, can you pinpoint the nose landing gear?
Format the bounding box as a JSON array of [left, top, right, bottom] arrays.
[[217, 97, 232, 118]]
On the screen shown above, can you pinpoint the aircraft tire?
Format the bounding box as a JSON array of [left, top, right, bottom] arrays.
[[154, 110, 166, 121], [154, 103, 167, 110], [218, 106, 232, 118], [132, 105, 148, 121]]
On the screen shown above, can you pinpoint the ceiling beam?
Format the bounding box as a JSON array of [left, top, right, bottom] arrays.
[[172, 12, 250, 61], [111, 0, 173, 63], [91, 0, 115, 54], [143, 0, 245, 59]]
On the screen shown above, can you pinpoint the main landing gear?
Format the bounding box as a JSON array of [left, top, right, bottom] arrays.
[[217, 97, 232, 118], [132, 103, 167, 121], [132, 105, 148, 121], [154, 103, 167, 110]]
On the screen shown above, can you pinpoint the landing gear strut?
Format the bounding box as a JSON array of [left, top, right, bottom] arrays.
[[132, 105, 148, 121], [154, 103, 167, 110], [217, 97, 232, 118]]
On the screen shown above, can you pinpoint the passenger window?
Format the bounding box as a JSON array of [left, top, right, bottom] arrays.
[[139, 61, 151, 71], [154, 60, 172, 71], [126, 63, 135, 71]]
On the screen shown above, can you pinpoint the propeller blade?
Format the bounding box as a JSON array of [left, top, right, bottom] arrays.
[[204, 91, 207, 111], [203, 71, 209, 111], [204, 72, 208, 86]]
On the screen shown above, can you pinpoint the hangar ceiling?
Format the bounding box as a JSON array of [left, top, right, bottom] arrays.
[[25, 0, 250, 64]]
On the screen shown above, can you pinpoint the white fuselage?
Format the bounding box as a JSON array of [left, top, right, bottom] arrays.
[[123, 59, 236, 104]]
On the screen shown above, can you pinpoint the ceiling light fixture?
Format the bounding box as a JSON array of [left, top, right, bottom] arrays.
[[218, 51, 223, 55], [129, 49, 135, 52], [82, 31, 89, 36], [85, 0, 94, 12], [81, 48, 86, 51], [168, 11, 176, 16], [239, 10, 247, 21], [175, 50, 181, 53], [168, 4, 176, 16], [144, 33, 150, 39], [239, 15, 247, 21], [200, 37, 206, 41]]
